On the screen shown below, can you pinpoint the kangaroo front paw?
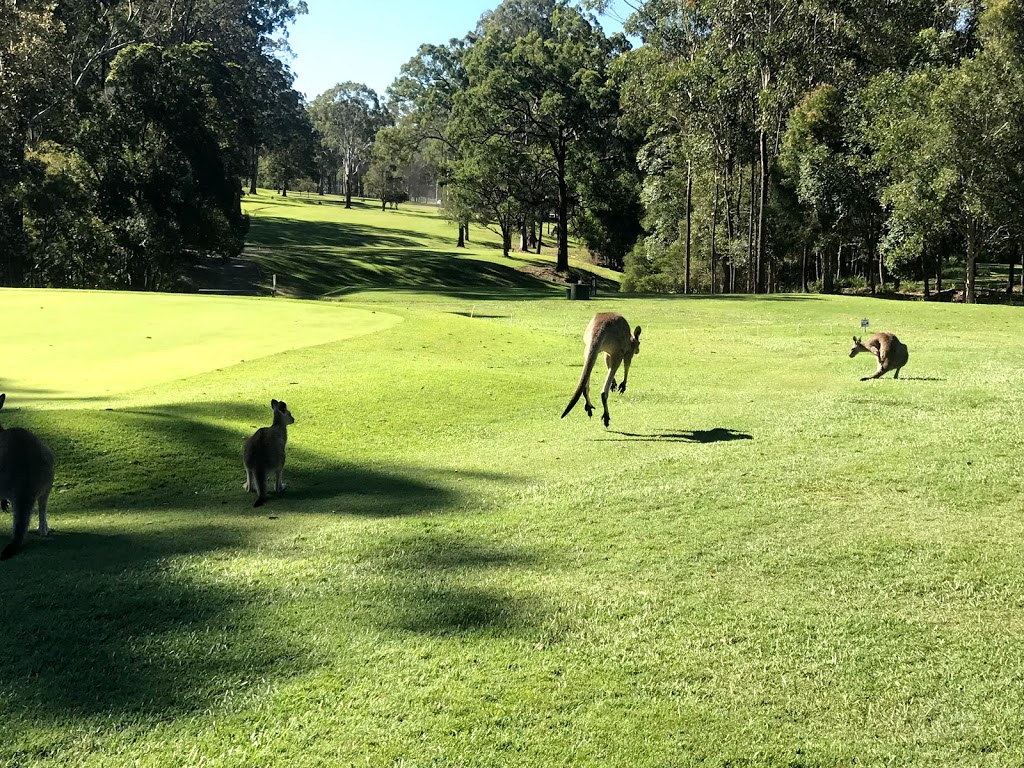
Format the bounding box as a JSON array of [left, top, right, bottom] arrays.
[[584, 404, 594, 418], [617, 382, 627, 394]]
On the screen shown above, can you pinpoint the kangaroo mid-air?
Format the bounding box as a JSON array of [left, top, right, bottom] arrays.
[[850, 332, 909, 381], [0, 393, 55, 561], [243, 399, 295, 508], [561, 312, 642, 427]]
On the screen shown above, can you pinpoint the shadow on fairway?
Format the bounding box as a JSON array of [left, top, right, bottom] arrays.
[[356, 532, 547, 637], [601, 427, 754, 443], [0, 523, 310, 718], [51, 402, 498, 518], [896, 376, 945, 382], [246, 216, 569, 298]]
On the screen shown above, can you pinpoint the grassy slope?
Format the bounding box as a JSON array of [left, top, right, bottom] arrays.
[[241, 191, 622, 296], [2, 200, 1023, 767]]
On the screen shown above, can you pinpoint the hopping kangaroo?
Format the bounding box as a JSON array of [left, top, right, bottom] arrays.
[[561, 312, 642, 427], [850, 332, 909, 381], [243, 399, 295, 508], [0, 393, 55, 560]]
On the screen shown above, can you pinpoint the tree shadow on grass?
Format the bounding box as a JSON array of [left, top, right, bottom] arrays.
[[600, 427, 754, 443], [355, 532, 546, 637], [0, 524, 310, 719], [53, 402, 494, 518]]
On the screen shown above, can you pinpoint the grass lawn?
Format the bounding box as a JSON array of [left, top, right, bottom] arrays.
[[1, 199, 1023, 767]]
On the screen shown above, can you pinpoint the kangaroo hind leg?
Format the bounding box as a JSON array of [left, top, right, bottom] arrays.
[[601, 354, 624, 427], [1, 495, 34, 560]]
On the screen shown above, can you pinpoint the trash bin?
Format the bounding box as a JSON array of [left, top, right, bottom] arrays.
[[566, 282, 590, 300]]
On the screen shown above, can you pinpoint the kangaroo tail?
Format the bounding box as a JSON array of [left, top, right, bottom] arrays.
[[1, 497, 33, 561], [561, 338, 602, 418]]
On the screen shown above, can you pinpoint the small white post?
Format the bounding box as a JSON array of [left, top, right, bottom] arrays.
[[272, 274, 277, 297]]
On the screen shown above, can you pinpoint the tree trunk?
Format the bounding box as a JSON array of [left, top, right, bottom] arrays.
[[755, 130, 769, 294], [1007, 258, 1015, 296], [878, 252, 886, 292], [501, 225, 511, 259], [1019, 244, 1023, 295], [0, 133, 27, 286], [822, 241, 835, 294], [965, 219, 979, 304], [555, 139, 570, 272], [535, 217, 543, 254], [519, 221, 529, 252], [710, 168, 719, 294], [801, 244, 808, 293], [684, 160, 692, 294], [747, 161, 756, 293], [249, 145, 259, 195], [456, 224, 465, 248]]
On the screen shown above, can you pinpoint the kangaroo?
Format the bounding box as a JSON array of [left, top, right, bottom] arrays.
[[850, 332, 909, 381], [0, 394, 55, 560], [243, 399, 295, 508], [561, 312, 642, 427]]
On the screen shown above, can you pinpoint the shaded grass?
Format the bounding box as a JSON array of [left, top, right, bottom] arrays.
[[242, 192, 620, 297]]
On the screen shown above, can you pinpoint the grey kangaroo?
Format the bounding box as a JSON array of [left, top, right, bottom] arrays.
[[850, 332, 909, 381], [0, 393, 55, 560], [243, 399, 295, 508], [561, 312, 642, 427]]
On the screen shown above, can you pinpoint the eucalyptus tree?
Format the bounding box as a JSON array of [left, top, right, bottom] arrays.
[[460, 0, 627, 272], [310, 83, 392, 208]]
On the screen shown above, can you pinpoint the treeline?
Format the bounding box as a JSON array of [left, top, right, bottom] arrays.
[[1, 0, 308, 290], [5, 1, 1023, 300], [376, 0, 1024, 301]]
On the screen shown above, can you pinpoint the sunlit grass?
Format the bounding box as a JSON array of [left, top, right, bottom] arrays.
[[2, 206, 1023, 766]]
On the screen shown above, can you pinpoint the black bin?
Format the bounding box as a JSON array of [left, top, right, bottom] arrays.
[[566, 283, 590, 300]]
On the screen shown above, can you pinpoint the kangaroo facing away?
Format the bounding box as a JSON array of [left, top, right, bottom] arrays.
[[850, 332, 909, 381], [0, 393, 55, 561], [243, 399, 295, 508], [561, 312, 642, 428]]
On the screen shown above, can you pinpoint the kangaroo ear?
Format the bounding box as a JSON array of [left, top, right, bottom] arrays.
[[278, 401, 287, 411], [271, 399, 278, 409], [0, 393, 5, 410], [633, 326, 642, 339]]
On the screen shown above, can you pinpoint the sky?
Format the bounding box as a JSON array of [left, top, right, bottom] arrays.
[[285, 0, 631, 103]]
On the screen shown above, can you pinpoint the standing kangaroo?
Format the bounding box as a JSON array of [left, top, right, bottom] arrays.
[[561, 312, 642, 427], [0, 394, 55, 560], [243, 399, 295, 508], [850, 333, 909, 381]]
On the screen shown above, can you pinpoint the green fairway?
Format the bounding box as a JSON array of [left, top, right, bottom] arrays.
[[241, 191, 622, 296], [2, 203, 1024, 767]]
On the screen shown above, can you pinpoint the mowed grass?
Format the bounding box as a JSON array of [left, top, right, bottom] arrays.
[[2, 205, 1024, 766], [241, 190, 622, 296]]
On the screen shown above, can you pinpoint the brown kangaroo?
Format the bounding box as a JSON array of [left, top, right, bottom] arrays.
[[0, 393, 55, 560], [850, 333, 909, 381], [561, 312, 642, 427], [243, 399, 295, 507]]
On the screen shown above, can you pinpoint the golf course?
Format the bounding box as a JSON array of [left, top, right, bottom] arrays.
[[2, 193, 1023, 767]]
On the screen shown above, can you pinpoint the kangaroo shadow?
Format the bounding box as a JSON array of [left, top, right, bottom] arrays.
[[601, 428, 754, 443], [896, 376, 945, 382], [0, 525, 310, 718]]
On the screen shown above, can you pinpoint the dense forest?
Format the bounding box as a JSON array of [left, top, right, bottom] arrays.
[[3, 0, 1023, 300]]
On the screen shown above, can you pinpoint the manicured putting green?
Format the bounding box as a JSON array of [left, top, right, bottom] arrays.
[[0, 288, 400, 404]]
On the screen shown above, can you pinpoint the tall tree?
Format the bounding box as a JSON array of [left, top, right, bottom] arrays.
[[310, 83, 392, 208]]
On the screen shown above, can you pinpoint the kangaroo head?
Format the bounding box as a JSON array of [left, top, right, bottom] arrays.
[[849, 336, 867, 358], [631, 326, 642, 356], [271, 399, 296, 426]]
